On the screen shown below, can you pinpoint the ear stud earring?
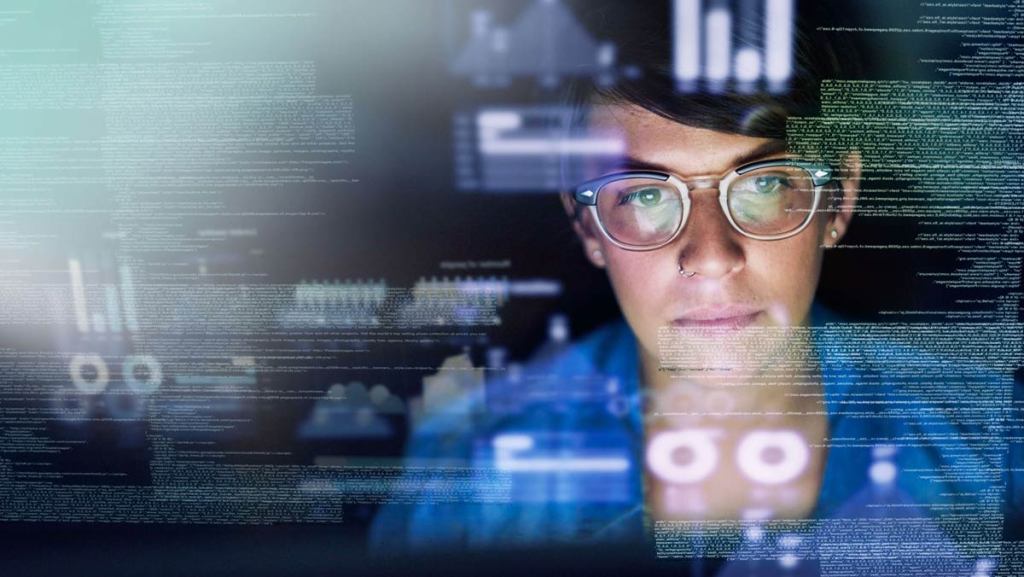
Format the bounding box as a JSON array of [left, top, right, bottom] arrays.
[[830, 229, 839, 239]]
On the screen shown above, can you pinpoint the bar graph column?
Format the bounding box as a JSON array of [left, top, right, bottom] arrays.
[[673, 0, 702, 91], [765, 0, 794, 92], [68, 258, 90, 333], [119, 264, 140, 333], [734, 0, 763, 88], [704, 5, 732, 90]]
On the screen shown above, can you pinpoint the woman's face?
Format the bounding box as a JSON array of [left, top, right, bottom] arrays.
[[568, 104, 859, 380]]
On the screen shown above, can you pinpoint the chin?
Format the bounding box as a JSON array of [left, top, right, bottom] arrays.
[[652, 320, 801, 380]]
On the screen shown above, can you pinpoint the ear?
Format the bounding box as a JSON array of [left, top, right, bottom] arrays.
[[560, 191, 606, 268], [824, 150, 861, 247]]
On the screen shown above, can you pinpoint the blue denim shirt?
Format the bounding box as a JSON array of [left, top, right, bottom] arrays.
[[371, 304, 1021, 572]]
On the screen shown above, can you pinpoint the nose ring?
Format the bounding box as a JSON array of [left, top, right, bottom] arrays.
[[678, 264, 697, 278]]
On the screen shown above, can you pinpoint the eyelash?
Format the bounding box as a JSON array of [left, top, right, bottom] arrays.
[[617, 191, 643, 205]]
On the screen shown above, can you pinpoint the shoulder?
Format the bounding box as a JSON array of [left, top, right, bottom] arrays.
[[812, 304, 1020, 517], [370, 318, 640, 551], [811, 303, 1011, 412]]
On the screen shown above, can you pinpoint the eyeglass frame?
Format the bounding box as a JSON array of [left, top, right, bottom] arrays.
[[572, 158, 835, 251]]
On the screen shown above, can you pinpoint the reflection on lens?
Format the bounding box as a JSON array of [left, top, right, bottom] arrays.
[[596, 178, 683, 247], [727, 167, 815, 237]]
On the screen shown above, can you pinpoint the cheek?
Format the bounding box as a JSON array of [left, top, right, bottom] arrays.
[[602, 251, 674, 320], [747, 239, 824, 322]]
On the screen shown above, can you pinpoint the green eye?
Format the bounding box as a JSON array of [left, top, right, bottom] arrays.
[[752, 175, 787, 195], [618, 188, 663, 207]]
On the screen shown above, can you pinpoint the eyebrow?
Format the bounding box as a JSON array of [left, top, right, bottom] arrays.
[[614, 139, 789, 174]]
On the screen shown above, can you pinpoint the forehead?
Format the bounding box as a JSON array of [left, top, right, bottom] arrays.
[[588, 103, 784, 175]]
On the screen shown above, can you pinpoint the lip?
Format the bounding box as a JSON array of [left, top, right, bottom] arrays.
[[671, 305, 762, 330]]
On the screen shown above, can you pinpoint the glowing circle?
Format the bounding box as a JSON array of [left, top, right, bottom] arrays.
[[973, 558, 996, 577], [369, 384, 390, 405], [646, 429, 719, 484], [744, 525, 764, 542], [123, 355, 162, 394], [606, 396, 629, 417], [736, 430, 809, 485], [869, 461, 897, 485], [69, 354, 109, 395]]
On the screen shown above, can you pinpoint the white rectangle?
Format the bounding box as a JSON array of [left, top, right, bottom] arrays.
[[673, 0, 701, 83], [91, 312, 106, 333], [765, 0, 794, 83], [705, 8, 732, 82], [119, 265, 140, 332], [734, 47, 762, 82], [477, 111, 523, 130], [496, 456, 630, 473], [480, 137, 624, 156], [68, 258, 89, 333]]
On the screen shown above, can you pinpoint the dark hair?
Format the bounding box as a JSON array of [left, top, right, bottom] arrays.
[[563, 1, 863, 140]]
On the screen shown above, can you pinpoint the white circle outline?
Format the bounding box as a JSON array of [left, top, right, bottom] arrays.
[[646, 429, 719, 484], [735, 430, 809, 485], [123, 355, 163, 394], [69, 354, 110, 395]]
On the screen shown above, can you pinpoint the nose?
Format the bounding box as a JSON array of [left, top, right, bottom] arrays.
[[674, 189, 746, 279]]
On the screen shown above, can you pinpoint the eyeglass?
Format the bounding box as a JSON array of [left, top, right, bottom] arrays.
[[573, 159, 834, 250]]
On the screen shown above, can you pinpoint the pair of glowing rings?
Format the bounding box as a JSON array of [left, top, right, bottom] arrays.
[[646, 429, 810, 486]]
